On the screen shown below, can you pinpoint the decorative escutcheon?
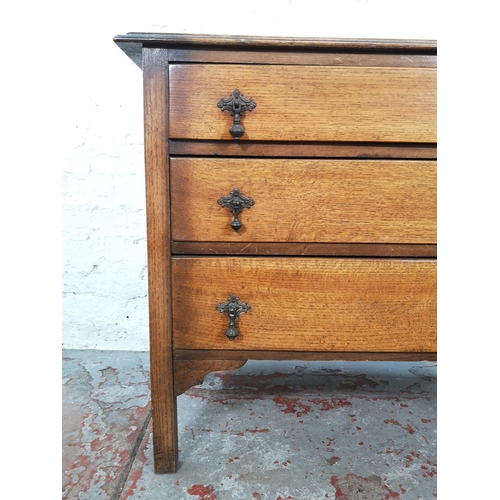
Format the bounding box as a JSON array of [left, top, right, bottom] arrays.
[[217, 90, 256, 140], [217, 188, 255, 232], [216, 295, 251, 341]]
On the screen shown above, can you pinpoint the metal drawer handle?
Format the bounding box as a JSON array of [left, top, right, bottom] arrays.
[[216, 295, 251, 341], [218, 188, 255, 232], [217, 90, 256, 140]]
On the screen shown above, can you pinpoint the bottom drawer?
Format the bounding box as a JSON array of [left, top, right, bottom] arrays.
[[172, 257, 436, 352]]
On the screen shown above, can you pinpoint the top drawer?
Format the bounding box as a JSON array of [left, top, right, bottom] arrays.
[[169, 64, 436, 143]]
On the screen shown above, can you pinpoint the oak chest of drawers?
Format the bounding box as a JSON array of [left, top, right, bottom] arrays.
[[114, 33, 437, 473]]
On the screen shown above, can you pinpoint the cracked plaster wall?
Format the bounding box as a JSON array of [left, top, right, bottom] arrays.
[[61, 0, 437, 350]]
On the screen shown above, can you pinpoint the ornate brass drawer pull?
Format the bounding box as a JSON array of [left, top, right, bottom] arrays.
[[216, 295, 251, 341], [217, 188, 255, 232], [217, 90, 256, 140]]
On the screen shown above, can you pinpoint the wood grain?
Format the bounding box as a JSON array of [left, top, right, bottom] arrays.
[[174, 350, 437, 362], [169, 140, 438, 159], [174, 360, 247, 396], [143, 48, 177, 474], [171, 242, 437, 257], [172, 258, 436, 352], [170, 158, 436, 244], [168, 49, 437, 67], [169, 64, 436, 142], [115, 35, 436, 69], [115, 33, 437, 51]]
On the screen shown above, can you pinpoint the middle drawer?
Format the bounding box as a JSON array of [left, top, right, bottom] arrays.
[[170, 158, 436, 244]]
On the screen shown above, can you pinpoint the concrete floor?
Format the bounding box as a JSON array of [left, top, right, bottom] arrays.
[[62, 350, 437, 499]]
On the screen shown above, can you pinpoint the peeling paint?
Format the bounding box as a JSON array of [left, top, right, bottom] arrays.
[[62, 351, 151, 499], [64, 353, 437, 499]]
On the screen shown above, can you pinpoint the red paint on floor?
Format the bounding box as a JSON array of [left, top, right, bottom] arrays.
[[187, 484, 217, 500], [383, 489, 400, 499], [329, 476, 346, 499], [308, 397, 353, 410], [272, 396, 312, 416], [121, 468, 144, 500], [383, 419, 415, 434], [121, 446, 148, 499], [326, 456, 341, 465], [380, 448, 404, 455], [63, 353, 437, 499], [330, 473, 402, 499], [273, 395, 353, 417]]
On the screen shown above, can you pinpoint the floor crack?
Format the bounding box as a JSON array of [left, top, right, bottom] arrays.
[[111, 406, 152, 500]]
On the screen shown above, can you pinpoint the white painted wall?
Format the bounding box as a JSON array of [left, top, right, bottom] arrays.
[[61, 0, 437, 351]]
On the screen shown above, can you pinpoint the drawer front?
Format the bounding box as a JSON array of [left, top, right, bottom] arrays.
[[172, 258, 436, 352], [170, 158, 436, 244], [169, 64, 436, 142]]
